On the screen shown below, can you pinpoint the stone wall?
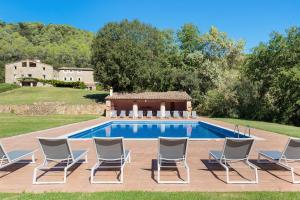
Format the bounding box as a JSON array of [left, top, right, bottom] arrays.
[[0, 102, 106, 115]]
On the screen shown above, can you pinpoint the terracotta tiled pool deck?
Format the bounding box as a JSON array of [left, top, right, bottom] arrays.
[[0, 117, 300, 192]]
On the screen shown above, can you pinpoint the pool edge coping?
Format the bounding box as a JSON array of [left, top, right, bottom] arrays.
[[58, 119, 264, 141]]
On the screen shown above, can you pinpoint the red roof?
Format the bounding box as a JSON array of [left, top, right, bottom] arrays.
[[105, 91, 192, 101]]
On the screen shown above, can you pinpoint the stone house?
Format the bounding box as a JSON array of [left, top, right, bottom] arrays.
[[5, 59, 96, 90]]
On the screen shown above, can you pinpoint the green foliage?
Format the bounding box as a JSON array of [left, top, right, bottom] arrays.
[[17, 77, 87, 89], [1, 19, 299, 126], [0, 21, 93, 79], [244, 27, 300, 125], [0, 83, 20, 93], [91, 19, 171, 91]]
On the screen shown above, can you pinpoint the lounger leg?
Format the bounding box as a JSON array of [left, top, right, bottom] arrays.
[[63, 168, 67, 184], [31, 154, 35, 163], [185, 160, 190, 183], [120, 165, 124, 183], [157, 160, 160, 183], [90, 162, 99, 184], [127, 153, 131, 163], [32, 167, 38, 184], [278, 163, 300, 184], [83, 154, 88, 163]]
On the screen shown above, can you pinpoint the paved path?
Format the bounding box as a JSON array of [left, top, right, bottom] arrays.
[[0, 117, 299, 192]]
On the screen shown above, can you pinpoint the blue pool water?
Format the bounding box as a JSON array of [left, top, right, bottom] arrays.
[[68, 121, 249, 139]]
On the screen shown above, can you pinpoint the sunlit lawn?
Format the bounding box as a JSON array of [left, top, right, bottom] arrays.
[[0, 113, 98, 138], [214, 118, 300, 138]]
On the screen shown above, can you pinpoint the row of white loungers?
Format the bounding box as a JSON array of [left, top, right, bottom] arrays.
[[1, 137, 300, 184], [111, 110, 198, 118]]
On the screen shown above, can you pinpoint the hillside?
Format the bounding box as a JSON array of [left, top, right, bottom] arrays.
[[0, 21, 94, 82], [0, 87, 108, 105]]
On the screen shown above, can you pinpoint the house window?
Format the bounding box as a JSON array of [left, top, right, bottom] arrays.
[[28, 74, 32, 78], [43, 75, 46, 79], [64, 77, 67, 81], [29, 62, 36, 67], [22, 62, 27, 67], [14, 66, 17, 70], [78, 77, 81, 81], [43, 67, 45, 71], [70, 77, 73, 81]]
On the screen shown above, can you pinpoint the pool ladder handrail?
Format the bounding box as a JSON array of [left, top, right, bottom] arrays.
[[234, 125, 252, 137]]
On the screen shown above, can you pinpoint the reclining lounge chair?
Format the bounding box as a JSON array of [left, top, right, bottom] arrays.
[[147, 111, 153, 118], [165, 111, 171, 118], [119, 110, 126, 118], [209, 138, 258, 184], [91, 137, 131, 183], [157, 137, 189, 184], [33, 138, 88, 184], [183, 111, 189, 118], [173, 111, 180, 118], [110, 110, 117, 118], [138, 111, 143, 118], [0, 143, 36, 171], [258, 137, 300, 183]]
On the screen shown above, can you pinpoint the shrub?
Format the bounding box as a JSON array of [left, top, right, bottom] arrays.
[[17, 78, 86, 89], [0, 83, 20, 93]]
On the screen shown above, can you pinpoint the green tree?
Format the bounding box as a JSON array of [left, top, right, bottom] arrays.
[[91, 20, 171, 91]]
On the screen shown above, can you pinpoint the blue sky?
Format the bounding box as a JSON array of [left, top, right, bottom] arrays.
[[0, 0, 299, 51]]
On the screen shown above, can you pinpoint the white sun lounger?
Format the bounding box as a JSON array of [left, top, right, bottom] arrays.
[[183, 111, 189, 118], [128, 110, 133, 118], [157, 137, 189, 184], [146, 111, 153, 118], [110, 110, 117, 118], [173, 111, 180, 118], [33, 138, 88, 184], [138, 111, 143, 118], [165, 111, 171, 118], [209, 138, 258, 184], [119, 110, 126, 118], [91, 137, 131, 184], [0, 143, 36, 170], [258, 137, 300, 183]]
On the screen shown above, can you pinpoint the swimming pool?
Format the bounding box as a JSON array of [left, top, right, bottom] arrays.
[[67, 120, 250, 140]]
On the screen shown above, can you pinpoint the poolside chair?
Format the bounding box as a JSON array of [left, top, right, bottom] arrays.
[[0, 143, 36, 170], [128, 110, 133, 118], [138, 110, 143, 118], [209, 138, 258, 184], [258, 137, 300, 183], [165, 111, 171, 118], [173, 110, 180, 118], [33, 138, 88, 184], [119, 110, 126, 118], [183, 111, 189, 119], [110, 110, 117, 118], [157, 137, 189, 184], [146, 110, 153, 118], [91, 137, 131, 184], [157, 111, 162, 118], [191, 111, 197, 119]]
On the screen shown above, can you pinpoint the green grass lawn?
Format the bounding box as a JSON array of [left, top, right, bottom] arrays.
[[0, 113, 98, 138], [0, 83, 20, 93], [0, 192, 300, 200], [214, 118, 300, 138], [0, 87, 108, 105]]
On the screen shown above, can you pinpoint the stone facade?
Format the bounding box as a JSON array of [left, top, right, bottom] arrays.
[[5, 59, 96, 89], [0, 102, 106, 115]]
